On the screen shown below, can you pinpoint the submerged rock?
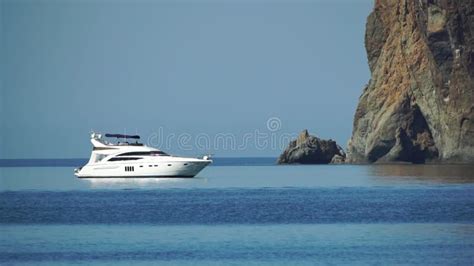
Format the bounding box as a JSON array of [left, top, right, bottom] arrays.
[[278, 130, 346, 164], [347, 0, 474, 164], [330, 154, 345, 164]]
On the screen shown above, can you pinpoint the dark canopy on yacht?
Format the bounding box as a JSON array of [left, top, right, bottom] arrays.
[[105, 133, 140, 139]]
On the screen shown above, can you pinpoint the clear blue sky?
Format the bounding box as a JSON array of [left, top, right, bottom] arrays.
[[1, 0, 373, 158]]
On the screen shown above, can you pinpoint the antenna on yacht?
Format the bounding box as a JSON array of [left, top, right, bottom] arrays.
[[90, 131, 102, 140]]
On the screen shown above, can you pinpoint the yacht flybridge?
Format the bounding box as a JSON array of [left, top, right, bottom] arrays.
[[74, 132, 212, 178]]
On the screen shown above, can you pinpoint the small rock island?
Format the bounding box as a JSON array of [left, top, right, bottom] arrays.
[[278, 130, 346, 164]]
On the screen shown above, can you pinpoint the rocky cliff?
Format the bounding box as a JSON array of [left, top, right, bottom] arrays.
[[347, 0, 474, 163], [278, 130, 346, 164]]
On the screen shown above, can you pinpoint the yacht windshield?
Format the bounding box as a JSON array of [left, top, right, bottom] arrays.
[[95, 154, 108, 162]]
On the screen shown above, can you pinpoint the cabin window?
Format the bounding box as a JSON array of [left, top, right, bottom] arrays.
[[125, 166, 135, 172], [116, 151, 169, 157], [108, 157, 141, 161], [168, 164, 172, 166]]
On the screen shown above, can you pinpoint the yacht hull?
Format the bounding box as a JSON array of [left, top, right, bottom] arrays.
[[75, 160, 211, 178], [77, 175, 196, 178]]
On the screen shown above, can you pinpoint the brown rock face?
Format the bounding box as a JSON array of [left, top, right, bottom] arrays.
[[347, 0, 474, 163]]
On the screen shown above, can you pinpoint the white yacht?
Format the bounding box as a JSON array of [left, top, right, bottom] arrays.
[[74, 132, 212, 178]]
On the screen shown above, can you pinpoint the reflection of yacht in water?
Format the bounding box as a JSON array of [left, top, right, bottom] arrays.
[[74, 133, 212, 178]]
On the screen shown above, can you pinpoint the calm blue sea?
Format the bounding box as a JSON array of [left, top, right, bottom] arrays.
[[1, 158, 474, 265]]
